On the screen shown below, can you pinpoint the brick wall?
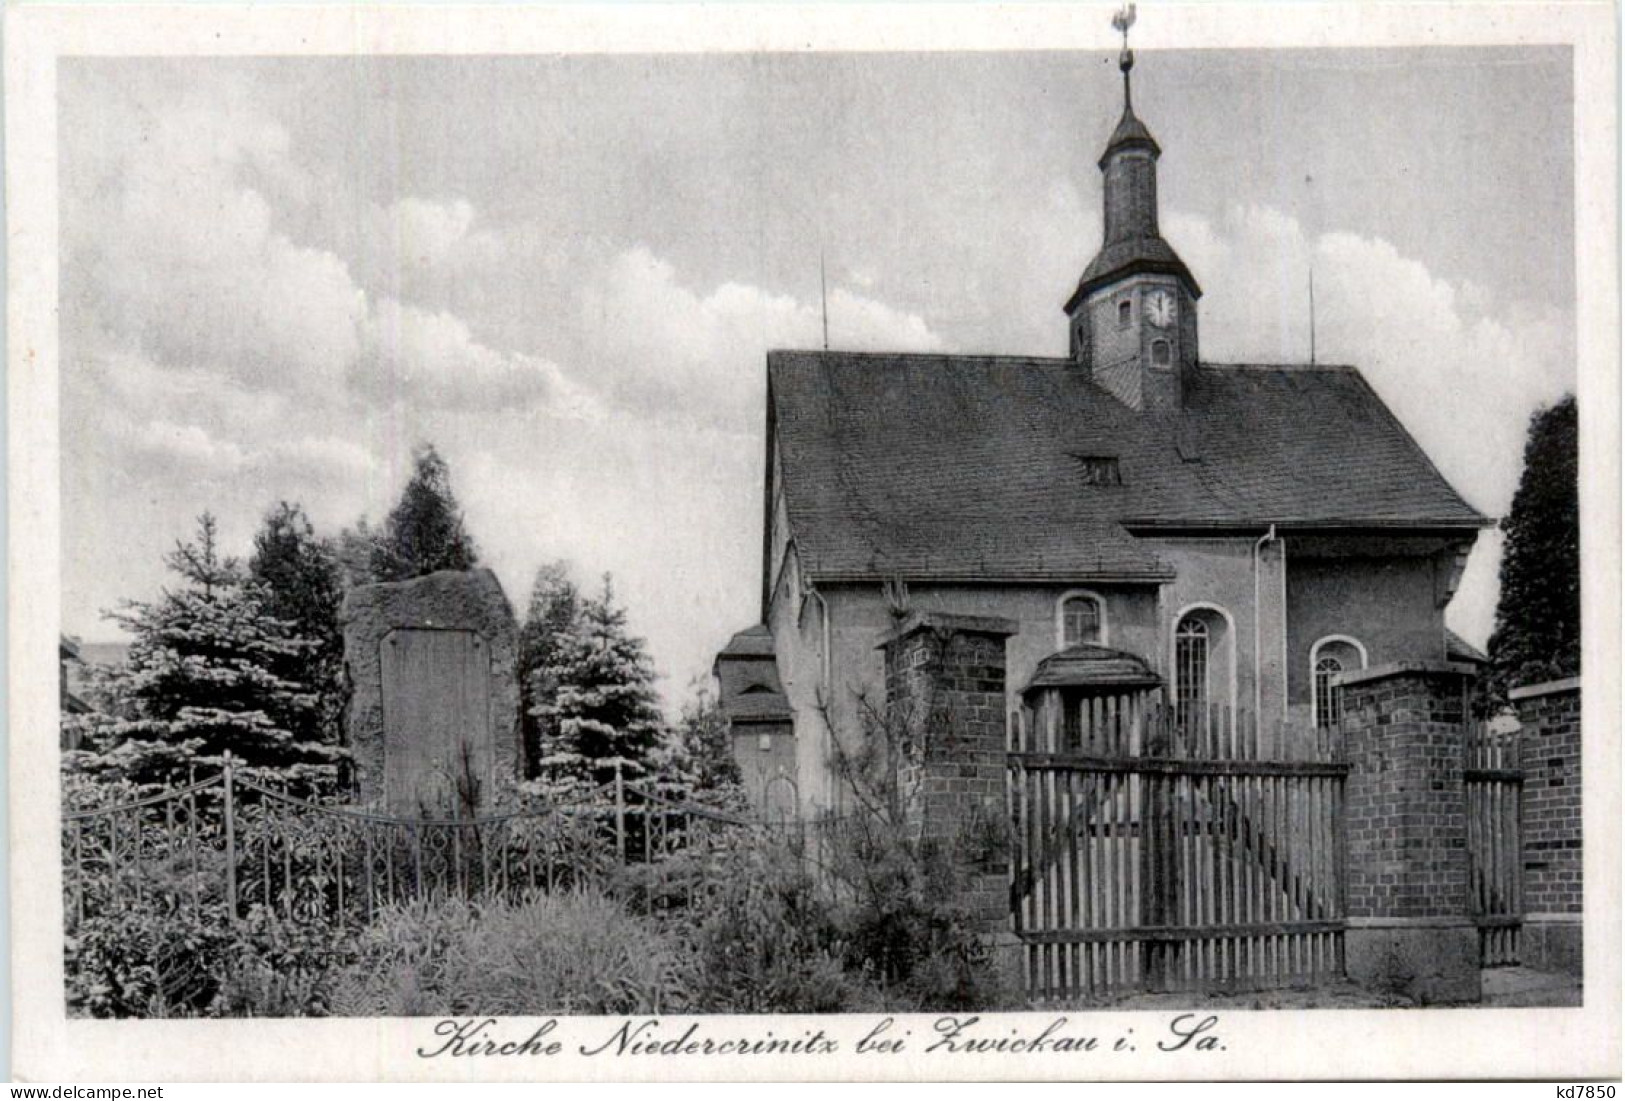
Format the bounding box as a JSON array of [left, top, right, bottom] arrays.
[[1512, 678, 1582, 914], [881, 611, 1017, 930], [1336, 664, 1473, 919]]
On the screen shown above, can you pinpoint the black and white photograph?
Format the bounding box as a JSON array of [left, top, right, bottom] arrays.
[[8, 0, 1618, 1082]]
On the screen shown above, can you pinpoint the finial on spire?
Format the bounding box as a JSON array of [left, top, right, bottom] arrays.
[[1112, 4, 1138, 109]]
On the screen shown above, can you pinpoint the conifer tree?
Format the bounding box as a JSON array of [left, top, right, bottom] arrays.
[[518, 561, 583, 777], [80, 513, 342, 789], [371, 444, 479, 582], [530, 574, 665, 797], [1484, 395, 1580, 706], [248, 501, 345, 743], [663, 679, 743, 805]]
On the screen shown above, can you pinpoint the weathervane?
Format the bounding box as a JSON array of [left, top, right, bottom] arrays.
[[1113, 3, 1138, 108]]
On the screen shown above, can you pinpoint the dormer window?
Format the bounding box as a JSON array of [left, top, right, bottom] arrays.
[[1071, 454, 1122, 486], [1118, 299, 1132, 328], [1152, 339, 1171, 366]]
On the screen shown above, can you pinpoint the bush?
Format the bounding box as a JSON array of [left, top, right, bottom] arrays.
[[328, 889, 692, 1016], [66, 897, 237, 1018], [681, 831, 876, 1013]]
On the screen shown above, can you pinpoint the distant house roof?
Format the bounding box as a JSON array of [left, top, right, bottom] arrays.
[[767, 352, 1488, 585], [1024, 644, 1163, 695], [1446, 629, 1489, 665]]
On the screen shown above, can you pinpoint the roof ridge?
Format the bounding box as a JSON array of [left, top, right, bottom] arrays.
[[768, 349, 1071, 366]]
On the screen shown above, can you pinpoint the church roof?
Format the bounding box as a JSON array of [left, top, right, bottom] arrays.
[[767, 351, 1489, 584], [1445, 629, 1489, 665], [1100, 107, 1160, 166], [1068, 235, 1201, 309], [713, 625, 793, 723], [716, 624, 776, 659]]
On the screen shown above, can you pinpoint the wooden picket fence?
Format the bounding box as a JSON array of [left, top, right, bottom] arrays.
[[1466, 722, 1524, 966], [1008, 690, 1348, 1001]]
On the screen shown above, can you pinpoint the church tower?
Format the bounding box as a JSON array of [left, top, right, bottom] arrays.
[[1066, 9, 1201, 410]]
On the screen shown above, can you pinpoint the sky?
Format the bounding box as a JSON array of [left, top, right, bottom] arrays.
[[58, 46, 1576, 709]]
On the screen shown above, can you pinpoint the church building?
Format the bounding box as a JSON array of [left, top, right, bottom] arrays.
[[716, 41, 1490, 817]]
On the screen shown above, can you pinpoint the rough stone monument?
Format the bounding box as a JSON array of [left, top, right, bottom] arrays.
[[341, 568, 521, 814]]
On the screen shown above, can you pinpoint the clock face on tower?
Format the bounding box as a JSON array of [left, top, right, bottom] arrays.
[[1145, 289, 1177, 328]]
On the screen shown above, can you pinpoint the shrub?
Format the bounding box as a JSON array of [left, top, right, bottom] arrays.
[[681, 831, 876, 1014], [66, 897, 237, 1018], [328, 888, 692, 1016]]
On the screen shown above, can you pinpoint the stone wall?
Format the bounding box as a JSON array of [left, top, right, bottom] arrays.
[[341, 569, 521, 812], [1511, 676, 1582, 974]]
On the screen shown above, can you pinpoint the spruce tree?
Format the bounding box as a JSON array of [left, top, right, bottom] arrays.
[[667, 679, 743, 803], [1484, 395, 1580, 707], [371, 444, 479, 582], [518, 561, 583, 778], [531, 574, 665, 798], [248, 502, 344, 744], [84, 513, 342, 789]]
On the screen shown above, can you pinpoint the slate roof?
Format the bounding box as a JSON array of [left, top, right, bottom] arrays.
[[1069, 235, 1200, 307], [1446, 629, 1489, 665], [767, 351, 1488, 585], [1100, 107, 1160, 165], [714, 625, 793, 724]]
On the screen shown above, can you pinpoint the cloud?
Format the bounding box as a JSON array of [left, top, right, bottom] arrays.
[[63, 76, 365, 398], [1163, 202, 1575, 645], [356, 297, 604, 417], [576, 245, 946, 426]]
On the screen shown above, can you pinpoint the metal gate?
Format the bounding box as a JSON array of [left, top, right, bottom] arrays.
[[1466, 723, 1523, 965], [1008, 692, 1349, 1001]]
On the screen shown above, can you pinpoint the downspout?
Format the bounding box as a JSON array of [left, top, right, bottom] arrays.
[[1252, 524, 1277, 727], [804, 584, 832, 702]]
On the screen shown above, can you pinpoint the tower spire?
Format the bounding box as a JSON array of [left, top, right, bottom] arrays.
[[1114, 4, 1137, 114]]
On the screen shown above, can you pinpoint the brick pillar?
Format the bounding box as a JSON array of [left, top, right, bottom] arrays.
[[879, 612, 1018, 948], [1334, 661, 1480, 1003], [1511, 676, 1582, 974]]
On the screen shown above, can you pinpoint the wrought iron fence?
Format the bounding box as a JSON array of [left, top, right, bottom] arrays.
[[62, 755, 757, 934]]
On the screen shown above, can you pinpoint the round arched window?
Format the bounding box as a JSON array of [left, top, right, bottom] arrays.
[[1062, 595, 1102, 647], [1175, 616, 1209, 730]]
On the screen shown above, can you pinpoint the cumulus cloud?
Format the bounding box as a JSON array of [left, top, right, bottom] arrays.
[[1162, 202, 1575, 644], [356, 297, 604, 417], [577, 245, 946, 426]]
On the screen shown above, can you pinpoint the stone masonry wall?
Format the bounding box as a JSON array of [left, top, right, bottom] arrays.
[[1512, 679, 1582, 915], [341, 568, 521, 810]]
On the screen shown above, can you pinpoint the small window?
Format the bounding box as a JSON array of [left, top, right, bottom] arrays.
[[1117, 299, 1132, 328], [1071, 454, 1122, 486], [1314, 656, 1344, 730], [1062, 595, 1102, 647], [1152, 339, 1171, 366]]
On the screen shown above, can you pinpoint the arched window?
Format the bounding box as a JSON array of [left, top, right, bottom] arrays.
[[1175, 616, 1209, 730], [1062, 595, 1101, 647], [1152, 339, 1171, 366], [1055, 590, 1108, 649], [1310, 636, 1367, 731], [1314, 656, 1344, 729], [1118, 299, 1132, 328]]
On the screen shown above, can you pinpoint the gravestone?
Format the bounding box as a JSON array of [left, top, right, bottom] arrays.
[[341, 568, 521, 814]]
